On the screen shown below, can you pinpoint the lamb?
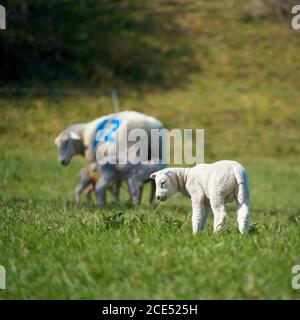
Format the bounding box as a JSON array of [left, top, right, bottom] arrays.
[[75, 162, 99, 204], [150, 160, 250, 235], [126, 159, 166, 204], [74, 162, 120, 204], [75, 160, 165, 205], [97, 158, 165, 205]]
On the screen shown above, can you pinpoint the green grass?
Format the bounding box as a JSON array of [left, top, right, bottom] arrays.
[[0, 153, 300, 299], [1, 0, 300, 299]]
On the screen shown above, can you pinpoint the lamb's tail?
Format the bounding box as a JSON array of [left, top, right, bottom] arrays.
[[233, 165, 250, 205]]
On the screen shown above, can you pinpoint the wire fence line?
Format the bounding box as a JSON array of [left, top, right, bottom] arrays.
[[0, 88, 123, 112], [0, 87, 109, 96]]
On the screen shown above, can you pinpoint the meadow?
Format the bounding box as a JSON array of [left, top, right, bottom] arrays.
[[1, 1, 300, 299]]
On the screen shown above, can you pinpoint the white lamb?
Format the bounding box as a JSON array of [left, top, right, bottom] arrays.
[[150, 160, 250, 235]]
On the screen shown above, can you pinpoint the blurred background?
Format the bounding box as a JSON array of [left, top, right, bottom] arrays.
[[0, 0, 299, 161]]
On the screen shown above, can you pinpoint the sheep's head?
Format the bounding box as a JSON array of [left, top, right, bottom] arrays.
[[150, 169, 178, 201], [54, 131, 82, 165]]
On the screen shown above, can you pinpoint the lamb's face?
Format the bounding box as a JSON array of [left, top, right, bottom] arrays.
[[54, 131, 80, 165], [150, 170, 177, 202]]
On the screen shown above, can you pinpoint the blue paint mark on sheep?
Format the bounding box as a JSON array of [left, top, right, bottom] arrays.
[[93, 118, 122, 151]]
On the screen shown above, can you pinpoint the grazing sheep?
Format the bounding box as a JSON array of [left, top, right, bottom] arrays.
[[96, 158, 165, 206], [150, 160, 250, 235], [54, 111, 165, 165]]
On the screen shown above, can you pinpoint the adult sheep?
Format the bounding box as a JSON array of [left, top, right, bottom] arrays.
[[54, 110, 165, 166]]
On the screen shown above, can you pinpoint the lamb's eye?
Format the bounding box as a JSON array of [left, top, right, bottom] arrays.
[[160, 181, 166, 188]]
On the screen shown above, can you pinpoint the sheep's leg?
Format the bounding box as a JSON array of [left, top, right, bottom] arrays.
[[191, 195, 207, 234], [236, 202, 250, 234], [211, 201, 228, 233], [149, 180, 156, 204], [74, 177, 91, 204]]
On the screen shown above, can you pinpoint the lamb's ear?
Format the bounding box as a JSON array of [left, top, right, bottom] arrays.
[[165, 170, 175, 177], [150, 172, 157, 180], [69, 131, 81, 140]]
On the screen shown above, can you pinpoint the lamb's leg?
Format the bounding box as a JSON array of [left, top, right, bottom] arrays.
[[149, 180, 156, 204], [95, 177, 110, 206], [191, 195, 208, 234], [127, 177, 141, 205], [85, 184, 94, 203], [235, 180, 251, 234], [211, 201, 228, 233], [75, 177, 92, 204], [110, 180, 121, 204], [236, 202, 250, 234], [137, 184, 143, 205], [127, 180, 133, 203]]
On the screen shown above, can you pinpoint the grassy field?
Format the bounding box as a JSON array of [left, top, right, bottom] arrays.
[[1, 152, 300, 299], [1, 1, 300, 299]]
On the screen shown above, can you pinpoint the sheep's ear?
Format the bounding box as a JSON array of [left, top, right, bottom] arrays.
[[54, 136, 59, 146], [150, 172, 157, 180], [70, 131, 81, 140]]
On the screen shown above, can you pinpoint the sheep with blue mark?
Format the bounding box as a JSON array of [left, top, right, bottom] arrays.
[[54, 111, 164, 165], [54, 111, 165, 205]]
